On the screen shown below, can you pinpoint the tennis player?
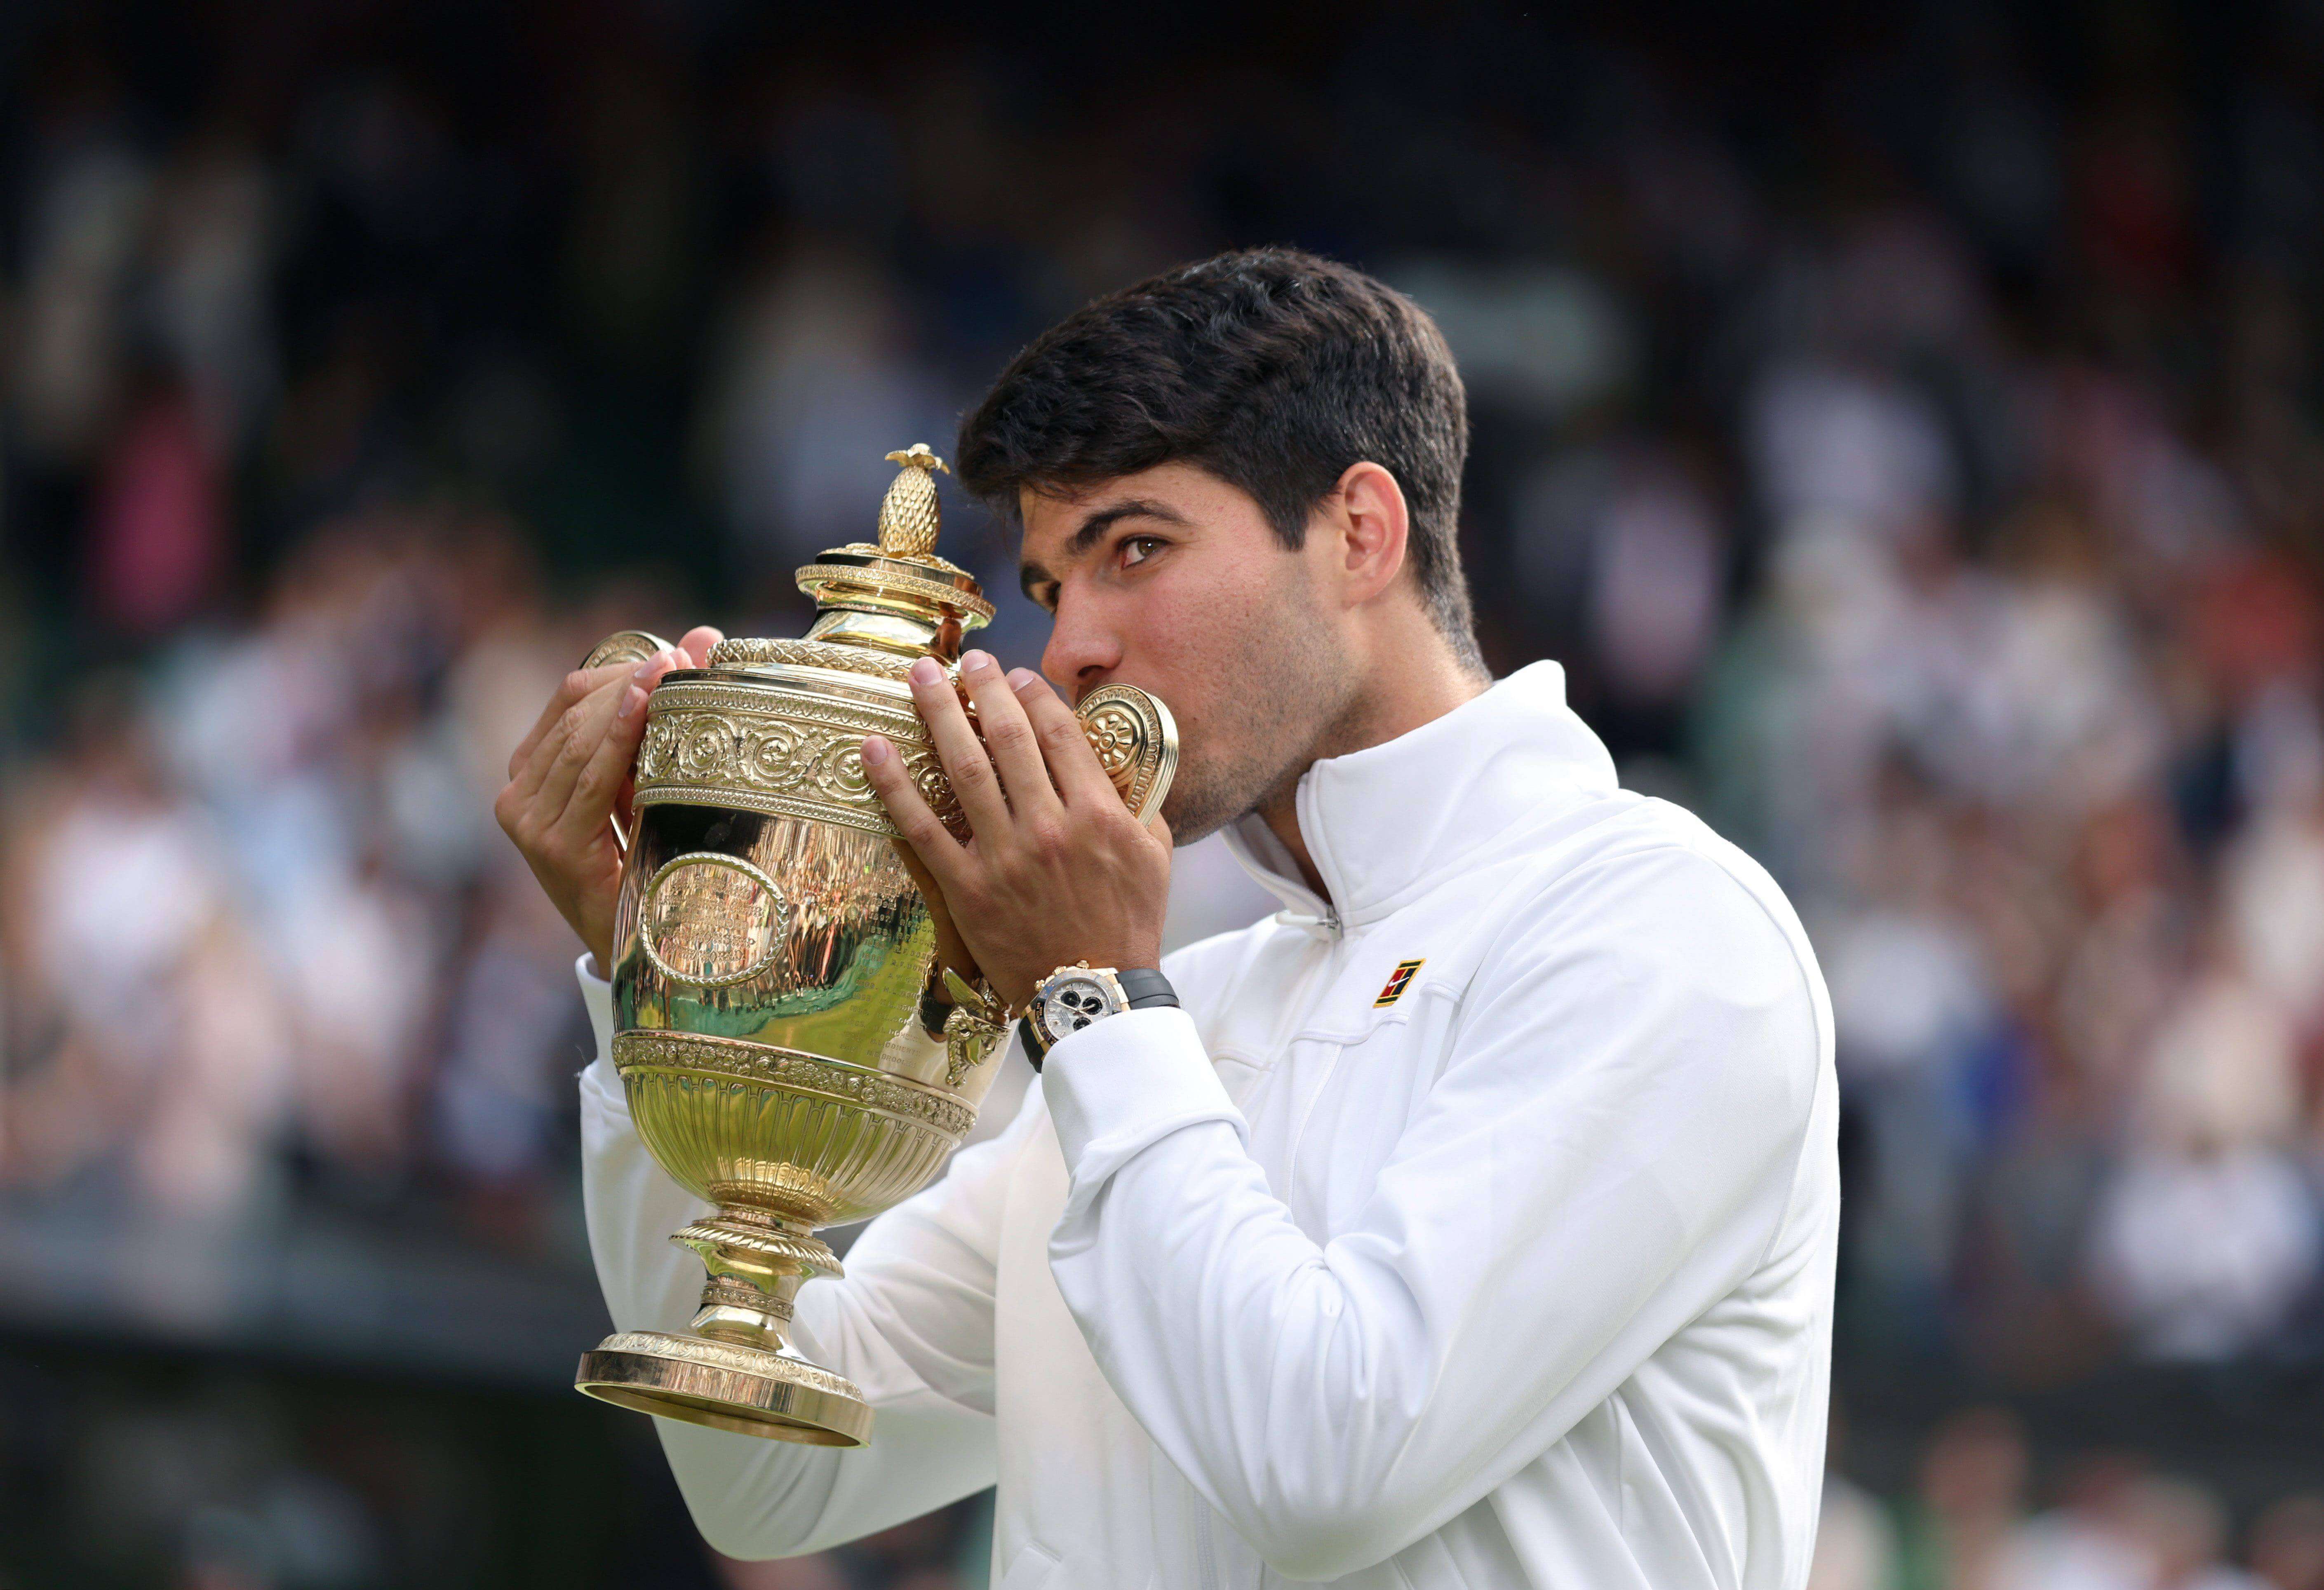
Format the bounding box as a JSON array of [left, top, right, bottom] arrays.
[[499, 247, 1837, 1590]]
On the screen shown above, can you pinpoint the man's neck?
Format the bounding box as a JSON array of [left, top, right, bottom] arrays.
[[1256, 636, 1488, 901]]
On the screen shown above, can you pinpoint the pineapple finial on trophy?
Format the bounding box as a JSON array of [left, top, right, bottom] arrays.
[[781, 443, 992, 663], [877, 444, 949, 559]]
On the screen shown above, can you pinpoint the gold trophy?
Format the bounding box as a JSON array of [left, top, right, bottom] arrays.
[[571, 446, 1175, 1446]]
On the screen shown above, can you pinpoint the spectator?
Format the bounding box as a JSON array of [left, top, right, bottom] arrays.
[[2251, 1495, 2324, 1590], [2117, 1476, 2269, 1590]]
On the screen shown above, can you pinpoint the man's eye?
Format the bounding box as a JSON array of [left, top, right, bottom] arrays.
[[1121, 537, 1164, 567]]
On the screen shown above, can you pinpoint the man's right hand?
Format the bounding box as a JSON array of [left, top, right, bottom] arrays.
[[495, 625, 724, 977]]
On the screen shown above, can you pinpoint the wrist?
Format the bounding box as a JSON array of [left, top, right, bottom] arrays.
[[1018, 961, 1178, 1071], [917, 980, 953, 1040], [920, 966, 999, 1038]]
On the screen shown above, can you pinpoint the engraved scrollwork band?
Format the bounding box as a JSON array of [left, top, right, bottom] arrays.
[[794, 558, 997, 623], [706, 637, 919, 681], [633, 679, 963, 840], [633, 674, 1175, 839], [613, 1030, 978, 1140], [590, 1331, 866, 1405], [700, 1274, 796, 1320]]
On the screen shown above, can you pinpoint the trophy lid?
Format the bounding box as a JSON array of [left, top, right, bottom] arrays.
[[707, 446, 993, 674]]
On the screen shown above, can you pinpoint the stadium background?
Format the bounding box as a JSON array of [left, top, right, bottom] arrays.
[[2, 1, 2322, 1585]]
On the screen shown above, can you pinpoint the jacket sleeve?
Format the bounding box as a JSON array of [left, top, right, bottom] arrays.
[[578, 956, 1028, 1560], [1039, 848, 1828, 1582]]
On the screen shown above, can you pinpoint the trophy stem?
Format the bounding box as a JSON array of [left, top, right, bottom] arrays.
[[690, 1270, 805, 1350], [574, 1202, 873, 1446], [675, 1202, 839, 1354]]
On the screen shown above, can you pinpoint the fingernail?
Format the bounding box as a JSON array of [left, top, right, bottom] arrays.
[[861, 735, 890, 766], [1008, 668, 1041, 693], [616, 684, 646, 720], [909, 657, 941, 686], [632, 649, 671, 685], [962, 649, 993, 674]]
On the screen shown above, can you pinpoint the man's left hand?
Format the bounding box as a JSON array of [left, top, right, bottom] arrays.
[[862, 649, 1171, 1013]]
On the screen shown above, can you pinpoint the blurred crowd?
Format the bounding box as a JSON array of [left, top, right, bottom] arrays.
[[0, 507, 655, 1242], [1696, 225, 2324, 1372], [1812, 1410, 2324, 1590], [0, 0, 2322, 1585]]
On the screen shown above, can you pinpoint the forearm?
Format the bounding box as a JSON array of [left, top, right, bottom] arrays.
[[1040, 909, 1819, 1582], [577, 970, 854, 1556], [576, 959, 1000, 1558], [1041, 1012, 1472, 1576]]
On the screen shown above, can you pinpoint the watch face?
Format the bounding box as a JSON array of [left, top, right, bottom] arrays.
[[1037, 972, 1121, 1043]]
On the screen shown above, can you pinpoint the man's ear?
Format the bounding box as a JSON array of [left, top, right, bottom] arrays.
[[1332, 461, 1410, 608]]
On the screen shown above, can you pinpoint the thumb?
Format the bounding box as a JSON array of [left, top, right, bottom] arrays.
[[1144, 808, 1173, 851], [677, 625, 725, 668]]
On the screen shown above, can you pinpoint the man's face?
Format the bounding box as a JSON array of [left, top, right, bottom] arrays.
[[1017, 462, 1359, 843]]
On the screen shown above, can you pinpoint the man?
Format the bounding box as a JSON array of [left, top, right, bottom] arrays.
[[498, 248, 1837, 1589]]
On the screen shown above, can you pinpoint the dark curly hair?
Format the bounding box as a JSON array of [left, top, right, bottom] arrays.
[[956, 247, 1479, 670]]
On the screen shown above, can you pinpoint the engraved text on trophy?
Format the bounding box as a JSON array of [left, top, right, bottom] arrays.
[[641, 853, 787, 988]]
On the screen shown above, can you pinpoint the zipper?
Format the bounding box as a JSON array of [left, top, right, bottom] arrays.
[[1295, 777, 1344, 941], [1196, 1504, 1220, 1590]]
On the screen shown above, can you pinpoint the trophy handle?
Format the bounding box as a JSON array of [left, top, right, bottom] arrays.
[[1072, 683, 1178, 824], [581, 629, 676, 855], [951, 680, 1179, 827], [583, 629, 674, 671]]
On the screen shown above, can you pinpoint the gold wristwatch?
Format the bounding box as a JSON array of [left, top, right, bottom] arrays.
[[1020, 961, 1179, 1069]]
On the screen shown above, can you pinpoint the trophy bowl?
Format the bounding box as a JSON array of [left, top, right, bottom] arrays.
[[573, 446, 1175, 1446]]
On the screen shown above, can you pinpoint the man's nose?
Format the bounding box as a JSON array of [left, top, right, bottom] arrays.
[[1040, 591, 1122, 698]]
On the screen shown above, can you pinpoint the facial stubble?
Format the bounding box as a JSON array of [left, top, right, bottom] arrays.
[[1156, 590, 1355, 847]]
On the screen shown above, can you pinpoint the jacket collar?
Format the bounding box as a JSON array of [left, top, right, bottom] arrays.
[[1220, 661, 1620, 931]]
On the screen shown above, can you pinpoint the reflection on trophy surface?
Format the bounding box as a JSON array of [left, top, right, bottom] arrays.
[[572, 445, 1175, 1446]]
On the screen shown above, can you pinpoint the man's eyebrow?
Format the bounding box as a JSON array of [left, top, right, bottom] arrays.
[[1064, 498, 1190, 555], [1019, 499, 1191, 602]]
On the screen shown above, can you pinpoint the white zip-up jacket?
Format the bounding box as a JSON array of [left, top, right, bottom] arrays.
[[579, 662, 1839, 1590]]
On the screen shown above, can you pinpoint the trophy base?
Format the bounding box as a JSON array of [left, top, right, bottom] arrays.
[[576, 1330, 873, 1446]]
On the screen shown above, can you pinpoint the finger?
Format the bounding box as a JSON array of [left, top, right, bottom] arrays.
[[509, 645, 677, 783], [862, 733, 970, 883], [512, 671, 618, 810], [1145, 807, 1173, 851], [906, 656, 1010, 834], [509, 660, 632, 780], [1007, 669, 1121, 808], [516, 647, 679, 802], [552, 674, 657, 848], [958, 651, 1061, 821], [527, 671, 631, 821], [677, 625, 725, 668]]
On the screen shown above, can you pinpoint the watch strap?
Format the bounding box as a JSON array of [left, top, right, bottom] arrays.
[[1118, 968, 1179, 1009], [918, 984, 954, 1040], [921, 970, 1007, 1043]]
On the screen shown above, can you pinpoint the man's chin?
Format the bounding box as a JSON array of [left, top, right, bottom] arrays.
[[1157, 766, 1260, 849], [1148, 781, 1227, 846]]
